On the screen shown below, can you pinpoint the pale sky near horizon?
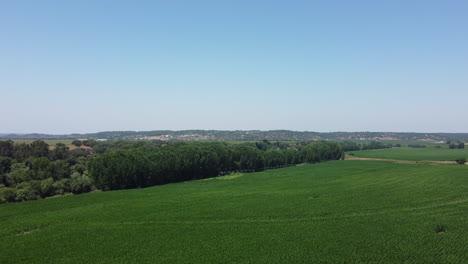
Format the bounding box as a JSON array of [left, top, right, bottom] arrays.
[[1, 0, 467, 134]]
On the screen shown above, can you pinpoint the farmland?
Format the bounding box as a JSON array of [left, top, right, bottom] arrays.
[[1, 160, 467, 263], [348, 147, 468, 161]]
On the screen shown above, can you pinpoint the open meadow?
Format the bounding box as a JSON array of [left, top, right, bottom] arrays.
[[1, 160, 467, 263]]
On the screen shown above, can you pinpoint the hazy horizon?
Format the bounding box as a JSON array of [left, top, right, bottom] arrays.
[[2, 129, 468, 136], [1, 1, 467, 134]]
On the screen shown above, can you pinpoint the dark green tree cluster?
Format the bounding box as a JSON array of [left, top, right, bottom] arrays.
[[338, 141, 392, 151], [408, 144, 427, 148], [89, 141, 343, 191], [449, 142, 465, 149], [0, 140, 93, 203]]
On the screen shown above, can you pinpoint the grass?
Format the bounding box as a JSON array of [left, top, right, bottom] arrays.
[[1, 161, 467, 263], [348, 147, 468, 161]]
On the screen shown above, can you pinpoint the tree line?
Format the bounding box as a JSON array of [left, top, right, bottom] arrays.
[[338, 141, 394, 151], [1, 139, 345, 202], [89, 141, 343, 191]]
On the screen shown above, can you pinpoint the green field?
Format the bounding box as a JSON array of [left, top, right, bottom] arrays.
[[348, 147, 468, 161], [1, 161, 467, 263]]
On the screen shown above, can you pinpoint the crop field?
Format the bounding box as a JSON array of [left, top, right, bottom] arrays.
[[348, 147, 468, 161], [1, 161, 467, 263]]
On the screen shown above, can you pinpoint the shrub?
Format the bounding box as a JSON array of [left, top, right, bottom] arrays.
[[6, 164, 33, 186], [15, 187, 39, 201], [70, 172, 93, 194], [0, 187, 16, 203], [72, 140, 82, 147], [40, 177, 56, 197], [53, 178, 71, 195], [455, 157, 466, 165], [15, 181, 41, 201]]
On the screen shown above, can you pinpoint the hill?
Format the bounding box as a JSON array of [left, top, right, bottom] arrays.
[[1, 161, 467, 263], [2, 130, 468, 142]]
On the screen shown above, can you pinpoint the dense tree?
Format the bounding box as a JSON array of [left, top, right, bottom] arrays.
[[339, 141, 361, 151], [0, 157, 13, 175], [30, 140, 49, 157], [14, 143, 32, 162], [72, 140, 82, 147], [1, 140, 345, 203], [89, 141, 342, 191], [6, 163, 33, 186], [0, 140, 14, 158], [50, 143, 70, 161]]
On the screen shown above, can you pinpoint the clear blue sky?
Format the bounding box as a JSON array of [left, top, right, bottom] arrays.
[[1, 0, 467, 134]]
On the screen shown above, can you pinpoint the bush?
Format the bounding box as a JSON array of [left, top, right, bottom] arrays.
[[15, 181, 41, 201], [6, 164, 33, 186], [53, 178, 71, 195], [0, 187, 16, 203], [72, 140, 82, 147], [455, 157, 466, 165], [70, 172, 93, 194], [40, 177, 56, 197], [15, 186, 39, 201]]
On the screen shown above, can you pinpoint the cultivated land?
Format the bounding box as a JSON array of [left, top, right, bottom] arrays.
[[348, 147, 468, 161], [1, 161, 467, 263]]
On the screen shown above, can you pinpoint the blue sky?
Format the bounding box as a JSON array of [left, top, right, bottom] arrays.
[[1, 0, 467, 134]]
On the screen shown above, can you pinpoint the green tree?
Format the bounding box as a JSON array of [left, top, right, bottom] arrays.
[[0, 140, 14, 158], [14, 143, 32, 162], [49, 143, 70, 161], [0, 187, 16, 203], [6, 163, 33, 186], [30, 140, 49, 157], [72, 140, 82, 147]]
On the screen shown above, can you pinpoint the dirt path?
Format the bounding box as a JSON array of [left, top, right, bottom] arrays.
[[345, 156, 460, 165]]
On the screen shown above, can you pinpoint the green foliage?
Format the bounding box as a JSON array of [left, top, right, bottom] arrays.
[[70, 172, 93, 194], [40, 177, 56, 197], [0, 140, 14, 158], [30, 140, 49, 158], [53, 178, 71, 195], [13, 143, 32, 162], [338, 141, 361, 151], [15, 181, 41, 201], [408, 144, 426, 148], [71, 140, 82, 147], [0, 187, 16, 203], [6, 163, 33, 186], [0, 157, 13, 175], [455, 157, 466, 164], [47, 160, 70, 181], [28, 157, 51, 180], [89, 142, 342, 191], [49, 143, 70, 161]]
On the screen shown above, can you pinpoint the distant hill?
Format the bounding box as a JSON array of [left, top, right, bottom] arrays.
[[1, 130, 468, 142]]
